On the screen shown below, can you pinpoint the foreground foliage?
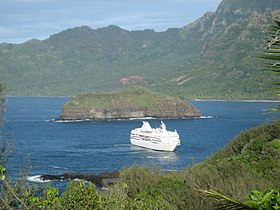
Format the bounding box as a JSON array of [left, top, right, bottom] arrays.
[[198, 188, 280, 210], [0, 121, 279, 209], [245, 189, 280, 209]]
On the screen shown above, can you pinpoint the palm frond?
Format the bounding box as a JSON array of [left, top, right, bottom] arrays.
[[262, 20, 280, 95], [197, 189, 255, 210]]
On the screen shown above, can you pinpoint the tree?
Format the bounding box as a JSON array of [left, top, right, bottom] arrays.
[[58, 181, 103, 210], [0, 84, 10, 165], [0, 84, 28, 209]]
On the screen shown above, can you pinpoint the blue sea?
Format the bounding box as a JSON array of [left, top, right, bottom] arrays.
[[2, 97, 279, 181]]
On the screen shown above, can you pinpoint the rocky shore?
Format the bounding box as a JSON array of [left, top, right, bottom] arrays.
[[39, 171, 119, 187]]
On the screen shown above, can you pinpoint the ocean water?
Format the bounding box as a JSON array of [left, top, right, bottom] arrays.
[[2, 97, 279, 180]]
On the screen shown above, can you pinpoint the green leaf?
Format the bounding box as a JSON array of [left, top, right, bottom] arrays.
[[197, 189, 253, 210], [0, 174, 5, 180], [0, 166, 6, 180]]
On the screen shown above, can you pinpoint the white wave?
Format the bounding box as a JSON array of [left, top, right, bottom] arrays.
[[128, 117, 155, 120], [113, 144, 129, 147], [50, 165, 67, 170], [49, 119, 95, 123], [73, 178, 83, 182], [193, 99, 280, 102], [162, 169, 178, 172], [196, 116, 216, 119], [27, 175, 50, 183], [109, 117, 156, 121]]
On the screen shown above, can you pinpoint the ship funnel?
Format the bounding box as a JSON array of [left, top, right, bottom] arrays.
[[141, 121, 152, 130], [160, 121, 167, 131]]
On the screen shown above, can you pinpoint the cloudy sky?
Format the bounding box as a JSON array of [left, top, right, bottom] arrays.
[[0, 0, 222, 44]]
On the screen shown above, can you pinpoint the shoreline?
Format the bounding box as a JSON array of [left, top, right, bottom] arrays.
[[191, 99, 280, 103], [6, 95, 71, 98], [49, 116, 213, 123], [5, 96, 280, 102]]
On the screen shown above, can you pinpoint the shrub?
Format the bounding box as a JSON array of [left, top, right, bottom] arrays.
[[58, 181, 102, 210]]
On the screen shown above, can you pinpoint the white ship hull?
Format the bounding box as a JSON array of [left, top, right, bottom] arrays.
[[130, 121, 180, 152], [130, 136, 179, 151]]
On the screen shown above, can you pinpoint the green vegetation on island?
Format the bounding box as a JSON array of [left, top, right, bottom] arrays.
[[60, 86, 201, 120]]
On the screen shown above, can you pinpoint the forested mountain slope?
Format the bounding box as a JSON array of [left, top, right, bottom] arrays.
[[0, 0, 280, 99]]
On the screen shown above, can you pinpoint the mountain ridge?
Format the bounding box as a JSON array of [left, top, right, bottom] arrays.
[[1, 0, 280, 99]]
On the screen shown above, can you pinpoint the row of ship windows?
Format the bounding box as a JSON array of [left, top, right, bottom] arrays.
[[131, 134, 161, 142]]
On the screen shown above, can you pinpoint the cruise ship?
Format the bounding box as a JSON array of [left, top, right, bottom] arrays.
[[130, 121, 180, 151]]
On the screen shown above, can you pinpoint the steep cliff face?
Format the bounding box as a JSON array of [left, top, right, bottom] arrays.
[[60, 86, 201, 120], [173, 0, 280, 99]]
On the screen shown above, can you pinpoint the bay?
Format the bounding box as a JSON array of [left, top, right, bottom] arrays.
[[3, 97, 279, 180]]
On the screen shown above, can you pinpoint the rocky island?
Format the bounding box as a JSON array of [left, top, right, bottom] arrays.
[[59, 86, 202, 120]]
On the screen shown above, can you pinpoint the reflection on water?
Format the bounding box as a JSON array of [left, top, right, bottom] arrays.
[[129, 145, 179, 165]]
